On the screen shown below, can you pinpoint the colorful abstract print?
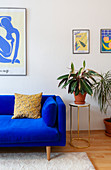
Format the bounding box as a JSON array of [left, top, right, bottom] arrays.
[[101, 29, 111, 52], [75, 31, 88, 52], [0, 16, 20, 64]]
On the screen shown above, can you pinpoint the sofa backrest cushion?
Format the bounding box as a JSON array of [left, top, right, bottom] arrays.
[[42, 97, 57, 127], [0, 95, 15, 115], [41, 95, 56, 107], [0, 95, 56, 115]]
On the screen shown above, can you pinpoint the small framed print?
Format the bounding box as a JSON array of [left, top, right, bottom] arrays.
[[72, 29, 90, 54], [0, 8, 27, 75], [100, 29, 111, 53]]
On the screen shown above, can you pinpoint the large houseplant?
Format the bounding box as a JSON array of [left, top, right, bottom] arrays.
[[93, 70, 111, 136], [57, 60, 100, 104]]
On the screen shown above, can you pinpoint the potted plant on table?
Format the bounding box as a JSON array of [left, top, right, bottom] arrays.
[[93, 70, 111, 136], [57, 60, 100, 104]]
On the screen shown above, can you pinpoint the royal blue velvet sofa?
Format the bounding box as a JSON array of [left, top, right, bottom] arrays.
[[0, 95, 66, 160]]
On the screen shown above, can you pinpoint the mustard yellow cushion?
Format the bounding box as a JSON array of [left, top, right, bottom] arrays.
[[12, 93, 42, 119]]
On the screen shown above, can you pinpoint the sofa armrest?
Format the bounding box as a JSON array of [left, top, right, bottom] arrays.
[[56, 96, 66, 146]]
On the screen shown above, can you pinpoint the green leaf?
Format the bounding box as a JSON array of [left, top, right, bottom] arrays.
[[87, 70, 102, 78], [81, 79, 93, 95], [68, 82, 72, 93], [57, 74, 69, 80], [71, 62, 74, 73], [85, 78, 93, 87], [58, 78, 67, 87], [82, 72, 97, 83], [75, 88, 79, 96], [68, 73, 77, 80], [77, 67, 83, 76], [62, 78, 74, 88], [88, 70, 96, 74], [79, 79, 85, 94], [81, 89, 85, 95], [70, 73, 77, 78], [71, 81, 77, 93], [83, 60, 86, 68]]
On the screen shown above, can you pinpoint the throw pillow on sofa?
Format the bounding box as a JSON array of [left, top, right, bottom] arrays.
[[42, 97, 57, 127], [12, 93, 42, 119]]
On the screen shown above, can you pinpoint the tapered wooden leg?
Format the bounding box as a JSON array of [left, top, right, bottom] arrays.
[[46, 146, 51, 161]]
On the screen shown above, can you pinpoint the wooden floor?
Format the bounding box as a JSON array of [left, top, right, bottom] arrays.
[[53, 130, 111, 170], [0, 130, 111, 170]]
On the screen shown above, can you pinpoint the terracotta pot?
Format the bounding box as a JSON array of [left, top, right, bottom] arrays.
[[73, 92, 86, 104], [104, 118, 111, 136]]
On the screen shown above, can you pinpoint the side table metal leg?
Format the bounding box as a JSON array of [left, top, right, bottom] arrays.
[[78, 107, 79, 139], [88, 105, 90, 144], [70, 106, 72, 143]]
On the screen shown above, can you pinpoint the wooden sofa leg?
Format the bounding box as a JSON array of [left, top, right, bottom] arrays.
[[46, 146, 51, 161]]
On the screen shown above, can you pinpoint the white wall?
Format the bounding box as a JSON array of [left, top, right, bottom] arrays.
[[0, 0, 111, 130]]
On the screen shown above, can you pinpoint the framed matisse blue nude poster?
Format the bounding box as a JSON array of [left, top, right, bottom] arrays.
[[0, 8, 26, 75], [100, 29, 111, 53], [72, 29, 90, 54]]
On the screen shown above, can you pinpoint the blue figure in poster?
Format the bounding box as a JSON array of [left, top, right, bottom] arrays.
[[0, 16, 20, 64]]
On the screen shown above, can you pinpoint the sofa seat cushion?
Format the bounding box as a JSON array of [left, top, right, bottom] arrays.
[[0, 115, 59, 144]]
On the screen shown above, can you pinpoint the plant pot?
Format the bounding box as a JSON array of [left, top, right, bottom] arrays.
[[73, 92, 86, 104], [104, 118, 111, 136]]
